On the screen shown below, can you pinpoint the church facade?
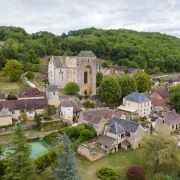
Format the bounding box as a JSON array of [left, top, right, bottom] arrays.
[[48, 51, 100, 95]]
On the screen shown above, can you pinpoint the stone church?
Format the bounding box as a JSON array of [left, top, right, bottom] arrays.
[[48, 51, 101, 95]]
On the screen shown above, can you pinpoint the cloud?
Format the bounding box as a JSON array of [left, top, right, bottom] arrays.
[[0, 0, 180, 37]]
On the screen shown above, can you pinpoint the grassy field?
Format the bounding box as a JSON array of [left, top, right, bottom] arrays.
[[0, 71, 29, 94], [38, 149, 143, 180]]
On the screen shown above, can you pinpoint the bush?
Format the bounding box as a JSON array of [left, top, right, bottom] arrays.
[[152, 172, 175, 180], [97, 167, 120, 180], [44, 132, 59, 145], [44, 105, 57, 120], [126, 166, 145, 180], [84, 95, 89, 100], [6, 92, 17, 100], [78, 95, 83, 100], [64, 82, 80, 95], [25, 71, 35, 80], [34, 150, 57, 173], [83, 100, 95, 109]]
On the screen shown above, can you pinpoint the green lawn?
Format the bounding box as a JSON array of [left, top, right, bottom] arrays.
[[0, 71, 28, 94], [38, 149, 143, 180]]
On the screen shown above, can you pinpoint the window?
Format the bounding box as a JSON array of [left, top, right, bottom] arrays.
[[128, 102, 130, 106], [53, 92, 55, 95], [126, 132, 130, 137], [172, 125, 174, 129], [162, 120, 164, 123], [121, 133, 124, 138], [84, 72, 88, 83]]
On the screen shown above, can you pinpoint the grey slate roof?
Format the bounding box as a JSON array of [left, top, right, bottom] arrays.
[[58, 99, 83, 113], [0, 108, 12, 117], [124, 92, 150, 103], [108, 122, 126, 134], [96, 135, 116, 147], [46, 85, 58, 92], [77, 51, 96, 58], [163, 111, 180, 125], [108, 117, 140, 134], [18, 88, 45, 98]]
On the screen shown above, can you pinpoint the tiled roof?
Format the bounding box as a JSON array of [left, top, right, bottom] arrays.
[[108, 117, 140, 133], [0, 93, 5, 100], [96, 135, 116, 147], [18, 88, 45, 98], [0, 99, 48, 111], [52, 56, 76, 68], [124, 92, 150, 103], [151, 98, 166, 107], [156, 88, 169, 99], [0, 108, 12, 117], [108, 122, 126, 134], [77, 51, 96, 57], [163, 111, 180, 125], [59, 99, 83, 113]]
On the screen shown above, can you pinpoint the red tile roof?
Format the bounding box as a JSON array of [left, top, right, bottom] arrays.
[[156, 88, 169, 99], [151, 98, 166, 107]]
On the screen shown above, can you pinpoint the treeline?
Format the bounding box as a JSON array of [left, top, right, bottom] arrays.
[[1, 26, 180, 73]]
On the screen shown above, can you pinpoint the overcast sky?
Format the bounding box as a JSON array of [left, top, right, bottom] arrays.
[[1, 0, 180, 37]]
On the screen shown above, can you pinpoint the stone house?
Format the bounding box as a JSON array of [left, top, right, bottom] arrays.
[[155, 111, 180, 132], [151, 98, 166, 112], [58, 99, 84, 124], [46, 85, 60, 107], [18, 88, 45, 100], [97, 117, 145, 152], [0, 99, 48, 120], [150, 88, 169, 100], [119, 92, 151, 117], [0, 108, 12, 126], [169, 77, 180, 86], [80, 108, 126, 135]]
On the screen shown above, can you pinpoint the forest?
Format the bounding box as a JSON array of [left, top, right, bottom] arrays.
[[0, 26, 180, 73]]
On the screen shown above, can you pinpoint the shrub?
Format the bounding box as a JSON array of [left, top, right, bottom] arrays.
[[102, 61, 110, 68], [20, 112, 28, 121], [25, 71, 35, 80], [84, 95, 89, 100], [7, 92, 17, 100], [78, 95, 83, 100], [64, 82, 80, 95], [97, 167, 120, 180], [126, 166, 145, 180], [34, 150, 57, 173], [152, 172, 175, 180], [44, 105, 57, 120], [83, 100, 95, 109], [44, 132, 59, 145]]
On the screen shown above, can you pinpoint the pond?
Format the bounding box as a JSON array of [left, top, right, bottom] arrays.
[[3, 141, 49, 159]]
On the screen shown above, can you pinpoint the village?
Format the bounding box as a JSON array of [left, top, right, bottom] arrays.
[[0, 51, 179, 179]]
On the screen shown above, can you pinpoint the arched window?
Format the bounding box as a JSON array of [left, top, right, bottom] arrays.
[[84, 90, 87, 95], [84, 72, 88, 83]]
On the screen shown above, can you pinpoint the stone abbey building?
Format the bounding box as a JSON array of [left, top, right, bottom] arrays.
[[48, 51, 100, 95]]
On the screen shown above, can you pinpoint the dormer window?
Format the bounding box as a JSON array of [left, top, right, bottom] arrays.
[[121, 133, 124, 139]]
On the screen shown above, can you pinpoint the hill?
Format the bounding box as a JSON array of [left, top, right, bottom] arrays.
[[0, 26, 180, 73]]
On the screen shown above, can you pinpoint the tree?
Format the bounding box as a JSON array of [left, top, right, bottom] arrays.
[[3, 59, 23, 81], [118, 76, 137, 96], [170, 85, 180, 113], [140, 132, 180, 175], [45, 105, 57, 120], [133, 72, 152, 93], [3, 123, 36, 180], [99, 77, 121, 106], [126, 166, 145, 180], [96, 72, 103, 87], [6, 92, 17, 100], [53, 134, 80, 180], [25, 71, 35, 80], [64, 82, 80, 95]]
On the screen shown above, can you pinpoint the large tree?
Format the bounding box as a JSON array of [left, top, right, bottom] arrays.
[[133, 72, 152, 93], [53, 134, 80, 180], [170, 85, 180, 113], [96, 72, 103, 87], [3, 59, 23, 81], [3, 123, 36, 180], [118, 75, 137, 96], [98, 77, 121, 106], [140, 132, 180, 175]]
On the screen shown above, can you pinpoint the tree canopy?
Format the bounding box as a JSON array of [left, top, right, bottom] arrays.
[[64, 82, 80, 95], [1, 26, 180, 73], [99, 77, 121, 105], [170, 85, 180, 113]]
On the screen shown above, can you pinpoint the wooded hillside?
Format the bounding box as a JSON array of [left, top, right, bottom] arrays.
[[0, 26, 180, 73]]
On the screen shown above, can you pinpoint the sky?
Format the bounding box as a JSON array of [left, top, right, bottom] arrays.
[[1, 0, 180, 37]]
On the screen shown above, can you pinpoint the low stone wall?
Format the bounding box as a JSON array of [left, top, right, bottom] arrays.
[[77, 143, 104, 161], [40, 120, 67, 131], [0, 121, 38, 135]]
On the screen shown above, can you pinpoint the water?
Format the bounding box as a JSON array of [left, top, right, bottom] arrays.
[[3, 141, 49, 159]]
